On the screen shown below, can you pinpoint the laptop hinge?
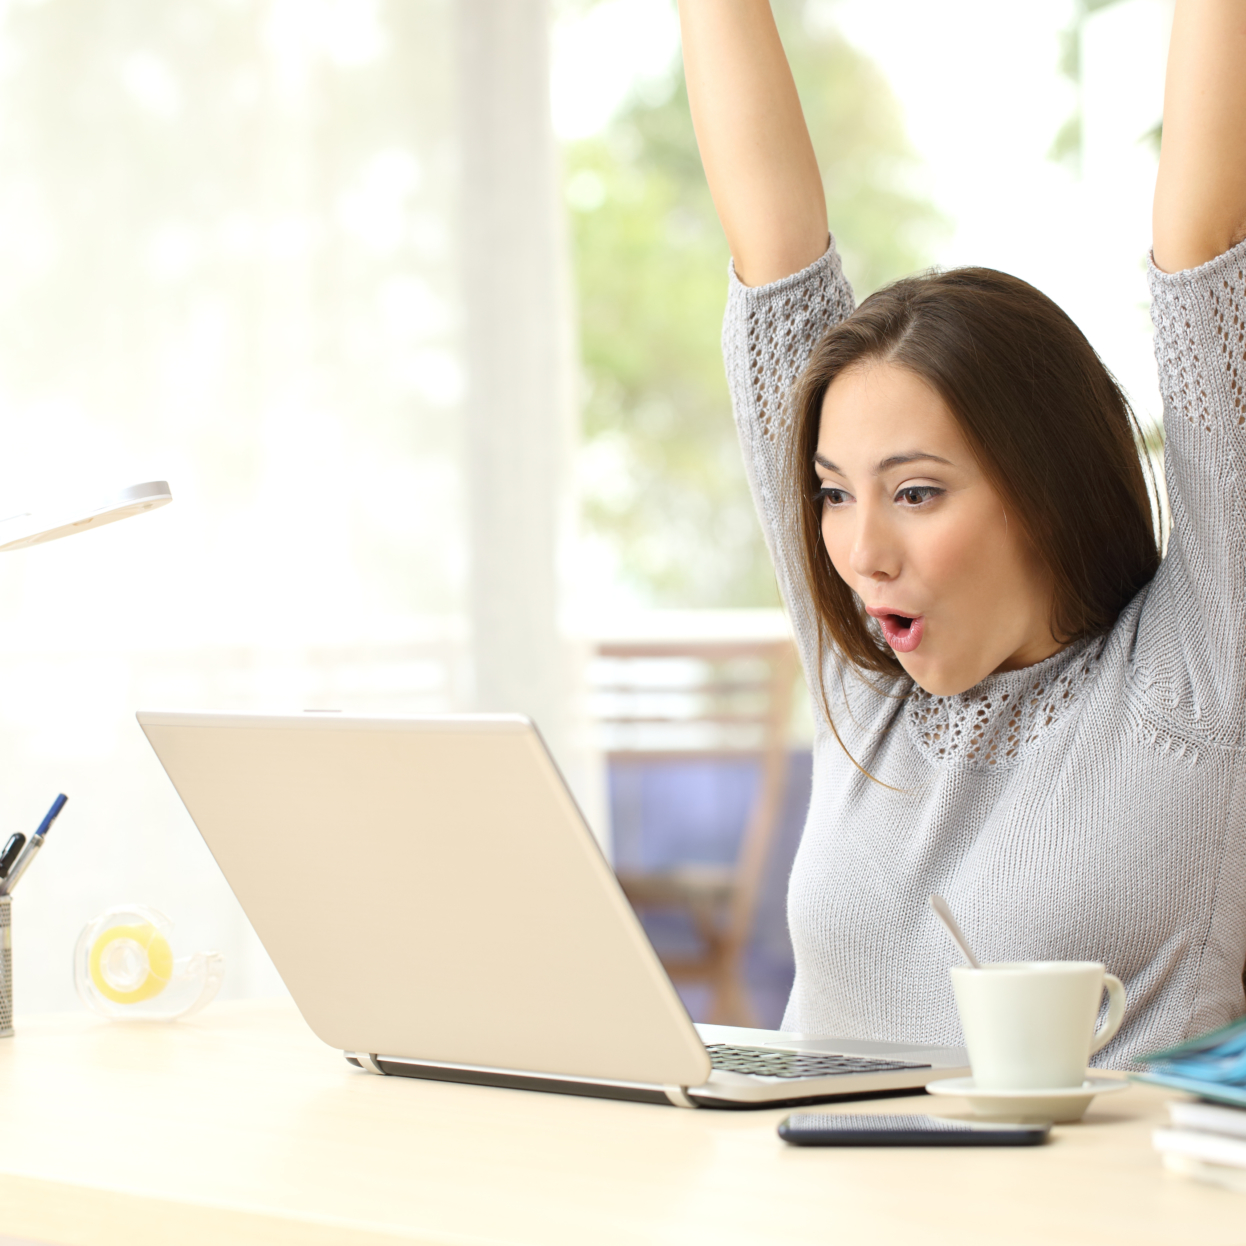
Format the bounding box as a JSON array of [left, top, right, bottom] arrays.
[[353, 1052, 385, 1075], [663, 1084, 695, 1109]]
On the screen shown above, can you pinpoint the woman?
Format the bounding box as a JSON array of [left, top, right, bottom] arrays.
[[679, 0, 1246, 1064]]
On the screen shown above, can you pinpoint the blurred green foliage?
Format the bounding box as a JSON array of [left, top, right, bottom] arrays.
[[566, 1, 942, 608]]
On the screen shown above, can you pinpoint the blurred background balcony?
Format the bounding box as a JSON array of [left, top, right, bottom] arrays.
[[591, 609, 809, 1028]]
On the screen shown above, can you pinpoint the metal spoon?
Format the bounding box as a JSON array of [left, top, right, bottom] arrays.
[[929, 894, 982, 969]]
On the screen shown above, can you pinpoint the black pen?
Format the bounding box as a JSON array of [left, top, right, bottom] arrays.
[[1, 794, 68, 896], [0, 834, 25, 880]]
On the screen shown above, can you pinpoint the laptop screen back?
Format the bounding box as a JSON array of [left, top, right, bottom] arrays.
[[137, 711, 711, 1088]]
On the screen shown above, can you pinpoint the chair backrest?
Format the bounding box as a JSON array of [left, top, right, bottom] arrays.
[[593, 636, 795, 758]]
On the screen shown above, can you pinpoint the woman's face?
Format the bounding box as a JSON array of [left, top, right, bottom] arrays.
[[816, 361, 1061, 696]]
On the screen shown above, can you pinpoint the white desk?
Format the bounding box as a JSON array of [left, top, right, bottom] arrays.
[[0, 999, 1240, 1245]]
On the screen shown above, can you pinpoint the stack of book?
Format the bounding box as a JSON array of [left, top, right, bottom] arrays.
[[1153, 1100, 1246, 1192], [1138, 1016, 1246, 1192]]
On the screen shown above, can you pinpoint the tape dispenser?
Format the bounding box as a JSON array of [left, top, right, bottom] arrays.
[[74, 905, 224, 1021]]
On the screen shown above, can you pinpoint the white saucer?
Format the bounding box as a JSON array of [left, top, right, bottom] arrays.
[[925, 1076, 1130, 1123]]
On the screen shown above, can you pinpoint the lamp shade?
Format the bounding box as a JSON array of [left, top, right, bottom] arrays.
[[0, 481, 172, 553]]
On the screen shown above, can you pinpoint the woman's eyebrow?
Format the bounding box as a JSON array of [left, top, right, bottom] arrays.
[[814, 451, 953, 474], [876, 452, 953, 472]]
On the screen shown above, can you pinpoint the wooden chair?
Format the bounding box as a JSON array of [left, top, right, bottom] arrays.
[[593, 622, 798, 1026]]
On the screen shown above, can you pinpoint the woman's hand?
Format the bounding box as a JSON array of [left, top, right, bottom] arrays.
[[678, 0, 828, 286], [1153, 1, 1246, 273]]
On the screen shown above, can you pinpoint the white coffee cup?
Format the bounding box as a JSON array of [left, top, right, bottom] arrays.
[[949, 961, 1126, 1090]]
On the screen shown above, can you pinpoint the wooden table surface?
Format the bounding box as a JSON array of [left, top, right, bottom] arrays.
[[0, 998, 1240, 1246]]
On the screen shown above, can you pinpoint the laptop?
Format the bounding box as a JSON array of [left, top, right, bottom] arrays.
[[137, 711, 968, 1108]]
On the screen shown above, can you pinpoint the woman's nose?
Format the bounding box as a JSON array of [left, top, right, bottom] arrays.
[[847, 507, 901, 581]]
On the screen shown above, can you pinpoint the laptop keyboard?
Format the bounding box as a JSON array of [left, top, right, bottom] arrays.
[[706, 1043, 931, 1081]]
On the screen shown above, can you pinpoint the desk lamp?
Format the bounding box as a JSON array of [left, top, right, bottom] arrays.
[[0, 479, 172, 1036]]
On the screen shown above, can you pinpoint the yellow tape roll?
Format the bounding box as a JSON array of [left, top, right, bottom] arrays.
[[88, 923, 174, 1004]]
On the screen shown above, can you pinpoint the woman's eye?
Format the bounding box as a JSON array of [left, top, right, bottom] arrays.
[[896, 486, 942, 507], [818, 486, 848, 507]]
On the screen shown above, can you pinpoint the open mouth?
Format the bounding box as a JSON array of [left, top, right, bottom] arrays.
[[876, 613, 925, 654]]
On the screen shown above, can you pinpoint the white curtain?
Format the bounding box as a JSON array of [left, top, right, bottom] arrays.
[[456, 0, 601, 839], [0, 0, 590, 1013]]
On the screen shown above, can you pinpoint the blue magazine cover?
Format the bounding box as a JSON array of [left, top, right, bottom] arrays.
[[1133, 1015, 1246, 1108]]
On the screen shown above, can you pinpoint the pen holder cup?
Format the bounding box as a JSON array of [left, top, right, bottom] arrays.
[[0, 896, 11, 1037]]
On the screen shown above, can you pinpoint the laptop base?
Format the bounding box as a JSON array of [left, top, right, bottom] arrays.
[[346, 1053, 937, 1110]]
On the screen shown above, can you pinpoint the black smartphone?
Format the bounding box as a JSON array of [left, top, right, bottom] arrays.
[[778, 1112, 1051, 1147]]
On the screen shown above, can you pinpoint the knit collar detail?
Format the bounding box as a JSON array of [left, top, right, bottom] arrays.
[[904, 636, 1104, 769]]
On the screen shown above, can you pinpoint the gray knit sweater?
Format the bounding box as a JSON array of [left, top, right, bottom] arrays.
[[723, 235, 1246, 1066]]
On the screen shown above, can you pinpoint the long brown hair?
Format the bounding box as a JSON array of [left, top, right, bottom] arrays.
[[785, 266, 1161, 731]]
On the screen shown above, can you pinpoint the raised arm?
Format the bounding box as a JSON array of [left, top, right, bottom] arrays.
[[1152, 0, 1246, 273], [678, 0, 827, 287]]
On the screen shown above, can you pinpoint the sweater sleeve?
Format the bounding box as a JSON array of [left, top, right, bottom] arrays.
[[721, 239, 856, 674], [1138, 235, 1246, 743]]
